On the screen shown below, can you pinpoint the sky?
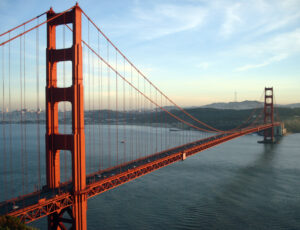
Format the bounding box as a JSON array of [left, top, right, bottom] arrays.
[[0, 0, 300, 106]]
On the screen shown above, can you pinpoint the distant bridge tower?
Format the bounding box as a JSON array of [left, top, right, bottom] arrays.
[[46, 4, 87, 230], [263, 87, 274, 143]]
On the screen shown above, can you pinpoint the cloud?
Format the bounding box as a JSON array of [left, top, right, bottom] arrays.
[[228, 28, 300, 72], [235, 28, 300, 58], [251, 12, 300, 38], [220, 3, 242, 38], [235, 54, 288, 72], [132, 3, 206, 40], [217, 0, 300, 39]]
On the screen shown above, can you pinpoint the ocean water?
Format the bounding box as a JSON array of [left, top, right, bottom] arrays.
[[84, 133, 300, 230], [1, 124, 300, 229]]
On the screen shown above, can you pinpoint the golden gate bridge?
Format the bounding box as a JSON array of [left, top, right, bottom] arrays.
[[0, 4, 281, 229]]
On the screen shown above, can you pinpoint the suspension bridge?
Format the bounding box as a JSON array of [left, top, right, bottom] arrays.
[[0, 4, 282, 229]]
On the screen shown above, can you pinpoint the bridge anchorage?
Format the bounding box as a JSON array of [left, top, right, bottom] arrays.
[[0, 3, 284, 230]]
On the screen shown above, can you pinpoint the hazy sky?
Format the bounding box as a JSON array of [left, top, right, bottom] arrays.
[[0, 0, 299, 106]]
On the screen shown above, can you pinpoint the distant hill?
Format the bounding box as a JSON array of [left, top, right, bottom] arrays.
[[200, 100, 263, 110], [1, 105, 300, 133], [286, 103, 300, 108], [200, 100, 300, 110]]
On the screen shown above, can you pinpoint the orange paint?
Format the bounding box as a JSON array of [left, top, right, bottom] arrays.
[[46, 4, 87, 229], [264, 87, 274, 142]]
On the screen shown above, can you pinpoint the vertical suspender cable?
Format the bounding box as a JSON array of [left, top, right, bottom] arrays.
[[23, 25, 28, 194], [165, 97, 168, 148], [97, 31, 101, 171], [100, 37, 104, 170], [155, 90, 158, 152], [107, 40, 111, 168], [36, 19, 41, 189], [141, 76, 143, 156], [147, 82, 150, 155], [144, 78, 147, 156], [182, 112, 184, 145], [136, 72, 138, 158], [181, 112, 183, 145], [123, 57, 126, 163], [130, 65, 133, 161], [2, 44, 7, 200], [160, 93, 163, 151], [92, 46, 95, 172], [116, 50, 118, 167], [9, 32, 13, 195], [150, 85, 153, 154], [137, 72, 139, 158], [148, 83, 151, 153], [143, 79, 148, 155], [20, 35, 24, 196], [144, 77, 147, 156], [139, 73, 142, 157], [135, 72, 137, 158]]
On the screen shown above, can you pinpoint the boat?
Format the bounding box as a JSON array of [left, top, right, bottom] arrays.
[[169, 128, 180, 132]]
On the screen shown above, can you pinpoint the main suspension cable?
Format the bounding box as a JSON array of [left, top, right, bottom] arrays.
[[80, 9, 222, 133], [81, 39, 218, 133], [0, 12, 46, 37], [0, 6, 75, 47], [65, 14, 263, 134]]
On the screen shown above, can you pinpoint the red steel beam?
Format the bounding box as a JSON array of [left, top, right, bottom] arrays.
[[46, 4, 87, 229], [85, 123, 278, 198], [6, 123, 279, 224], [7, 194, 73, 223]]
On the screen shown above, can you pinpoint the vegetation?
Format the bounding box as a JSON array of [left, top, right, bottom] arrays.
[[0, 216, 36, 230], [106, 107, 300, 133], [2, 106, 300, 133], [178, 107, 300, 133], [283, 117, 300, 133], [275, 108, 300, 133]]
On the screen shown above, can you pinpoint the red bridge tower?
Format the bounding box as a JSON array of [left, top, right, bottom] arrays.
[[263, 87, 275, 143], [46, 4, 87, 229]]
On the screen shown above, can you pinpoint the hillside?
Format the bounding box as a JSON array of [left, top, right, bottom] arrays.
[[1, 107, 300, 133], [200, 100, 300, 110]]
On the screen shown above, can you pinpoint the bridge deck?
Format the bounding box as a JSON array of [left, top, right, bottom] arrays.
[[0, 123, 278, 223]]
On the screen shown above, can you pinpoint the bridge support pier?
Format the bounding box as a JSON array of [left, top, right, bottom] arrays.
[[48, 207, 73, 229], [46, 4, 87, 230]]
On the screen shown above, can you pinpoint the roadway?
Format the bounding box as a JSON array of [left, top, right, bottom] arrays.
[[0, 123, 278, 222], [0, 132, 228, 215]]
